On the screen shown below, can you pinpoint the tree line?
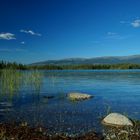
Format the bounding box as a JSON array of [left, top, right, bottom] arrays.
[[28, 63, 140, 70], [0, 61, 27, 70], [1, 61, 140, 70]]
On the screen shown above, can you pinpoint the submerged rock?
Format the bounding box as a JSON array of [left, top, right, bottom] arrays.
[[68, 92, 93, 101], [43, 95, 55, 99], [102, 113, 133, 127]]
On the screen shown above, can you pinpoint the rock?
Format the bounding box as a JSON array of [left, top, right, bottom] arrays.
[[68, 92, 93, 101], [102, 113, 133, 127]]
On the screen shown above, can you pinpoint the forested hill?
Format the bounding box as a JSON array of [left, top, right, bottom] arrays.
[[2, 54, 140, 70]]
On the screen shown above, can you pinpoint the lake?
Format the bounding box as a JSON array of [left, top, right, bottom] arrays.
[[0, 70, 140, 136]]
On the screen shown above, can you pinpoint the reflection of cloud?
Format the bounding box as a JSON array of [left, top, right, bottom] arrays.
[[131, 19, 140, 28], [20, 29, 41, 36], [0, 33, 16, 40]]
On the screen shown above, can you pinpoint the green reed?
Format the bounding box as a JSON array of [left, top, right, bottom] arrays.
[[0, 69, 43, 100]]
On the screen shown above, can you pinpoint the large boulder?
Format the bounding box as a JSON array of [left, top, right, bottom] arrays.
[[68, 92, 93, 101], [102, 113, 133, 127]]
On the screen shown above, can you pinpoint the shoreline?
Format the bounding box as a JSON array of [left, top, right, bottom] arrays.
[[0, 118, 140, 140], [0, 122, 103, 140]]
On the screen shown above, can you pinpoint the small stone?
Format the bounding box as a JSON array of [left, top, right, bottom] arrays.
[[102, 113, 133, 127]]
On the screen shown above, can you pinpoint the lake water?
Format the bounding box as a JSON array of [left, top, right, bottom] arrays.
[[0, 70, 140, 135]]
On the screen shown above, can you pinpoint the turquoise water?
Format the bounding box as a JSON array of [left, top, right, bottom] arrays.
[[0, 70, 140, 135]]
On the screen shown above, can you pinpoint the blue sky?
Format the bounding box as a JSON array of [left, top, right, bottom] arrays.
[[1, 0, 140, 64]]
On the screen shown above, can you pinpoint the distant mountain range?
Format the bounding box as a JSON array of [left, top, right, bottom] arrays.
[[31, 55, 140, 65]]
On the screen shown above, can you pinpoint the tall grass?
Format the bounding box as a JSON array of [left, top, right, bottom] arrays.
[[0, 69, 44, 128], [0, 69, 22, 100], [0, 69, 43, 100]]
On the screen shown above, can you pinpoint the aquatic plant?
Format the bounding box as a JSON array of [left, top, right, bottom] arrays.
[[24, 70, 43, 92], [0, 69, 43, 99], [0, 69, 22, 100], [0, 69, 45, 130]]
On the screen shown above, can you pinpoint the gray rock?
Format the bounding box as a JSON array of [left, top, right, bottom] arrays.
[[68, 92, 93, 101], [102, 113, 133, 127]]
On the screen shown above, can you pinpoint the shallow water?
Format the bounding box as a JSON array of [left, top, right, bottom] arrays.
[[0, 70, 140, 135]]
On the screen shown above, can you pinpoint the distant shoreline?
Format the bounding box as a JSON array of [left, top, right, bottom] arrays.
[[27, 63, 140, 70], [2, 61, 140, 70]]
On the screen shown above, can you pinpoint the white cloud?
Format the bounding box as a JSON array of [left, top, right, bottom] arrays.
[[120, 21, 126, 24], [20, 29, 41, 36], [0, 49, 12, 52], [0, 48, 27, 53], [21, 41, 25, 44], [107, 32, 117, 36], [131, 19, 140, 28], [120, 21, 130, 24], [0, 33, 16, 40], [91, 41, 100, 44], [106, 32, 130, 40], [15, 48, 27, 52]]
